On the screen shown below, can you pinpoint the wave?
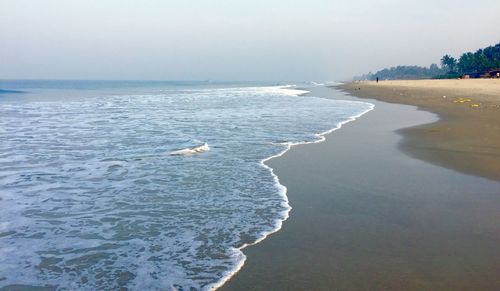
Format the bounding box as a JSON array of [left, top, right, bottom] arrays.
[[260, 85, 310, 96], [0, 89, 25, 94], [208, 99, 375, 291], [170, 143, 210, 156], [0, 83, 374, 290]]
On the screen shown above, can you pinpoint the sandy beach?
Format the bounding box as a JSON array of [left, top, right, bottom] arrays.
[[222, 86, 500, 290], [338, 79, 500, 181]]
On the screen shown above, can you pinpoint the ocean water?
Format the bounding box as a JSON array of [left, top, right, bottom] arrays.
[[0, 81, 373, 290]]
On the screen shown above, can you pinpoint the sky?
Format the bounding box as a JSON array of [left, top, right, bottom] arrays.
[[1, 0, 499, 81]]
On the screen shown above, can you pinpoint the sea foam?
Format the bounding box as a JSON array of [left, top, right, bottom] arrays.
[[170, 143, 210, 156], [0, 83, 373, 290]]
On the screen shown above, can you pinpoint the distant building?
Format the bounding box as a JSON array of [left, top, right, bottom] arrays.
[[482, 69, 500, 78], [463, 69, 500, 79]]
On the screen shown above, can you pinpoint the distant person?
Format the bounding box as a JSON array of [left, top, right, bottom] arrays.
[[376, 77, 379, 83]]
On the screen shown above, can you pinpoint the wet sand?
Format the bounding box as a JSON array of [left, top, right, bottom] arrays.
[[222, 86, 500, 290], [338, 79, 500, 181]]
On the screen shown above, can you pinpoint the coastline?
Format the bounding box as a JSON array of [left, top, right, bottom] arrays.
[[337, 79, 500, 181], [210, 87, 374, 290], [221, 86, 500, 290]]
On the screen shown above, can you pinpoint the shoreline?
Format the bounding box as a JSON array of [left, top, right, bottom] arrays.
[[211, 87, 375, 290], [221, 86, 500, 290], [337, 79, 500, 181]]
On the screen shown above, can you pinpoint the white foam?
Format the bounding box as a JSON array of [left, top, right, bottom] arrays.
[[0, 83, 374, 290], [260, 85, 310, 96], [170, 143, 210, 156], [208, 100, 375, 291]]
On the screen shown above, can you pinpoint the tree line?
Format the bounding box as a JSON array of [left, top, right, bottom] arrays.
[[355, 42, 500, 80]]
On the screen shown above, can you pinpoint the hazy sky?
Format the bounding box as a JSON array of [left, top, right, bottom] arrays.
[[1, 0, 499, 81]]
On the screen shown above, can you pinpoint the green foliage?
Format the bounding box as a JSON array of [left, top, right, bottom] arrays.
[[355, 64, 445, 81], [454, 43, 500, 75], [355, 42, 500, 80], [432, 72, 462, 79], [441, 55, 457, 72]]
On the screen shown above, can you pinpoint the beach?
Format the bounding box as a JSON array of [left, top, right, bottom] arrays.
[[222, 86, 500, 290], [338, 79, 500, 181]]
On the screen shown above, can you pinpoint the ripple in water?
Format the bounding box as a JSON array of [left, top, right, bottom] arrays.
[[0, 85, 373, 290]]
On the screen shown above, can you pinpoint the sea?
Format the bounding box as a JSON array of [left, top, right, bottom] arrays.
[[0, 80, 373, 290]]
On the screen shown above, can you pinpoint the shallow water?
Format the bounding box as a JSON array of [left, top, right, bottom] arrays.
[[0, 81, 373, 290]]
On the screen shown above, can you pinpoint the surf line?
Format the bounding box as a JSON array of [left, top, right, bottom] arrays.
[[208, 92, 375, 291]]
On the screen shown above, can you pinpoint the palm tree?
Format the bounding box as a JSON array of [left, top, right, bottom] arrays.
[[441, 54, 457, 73]]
